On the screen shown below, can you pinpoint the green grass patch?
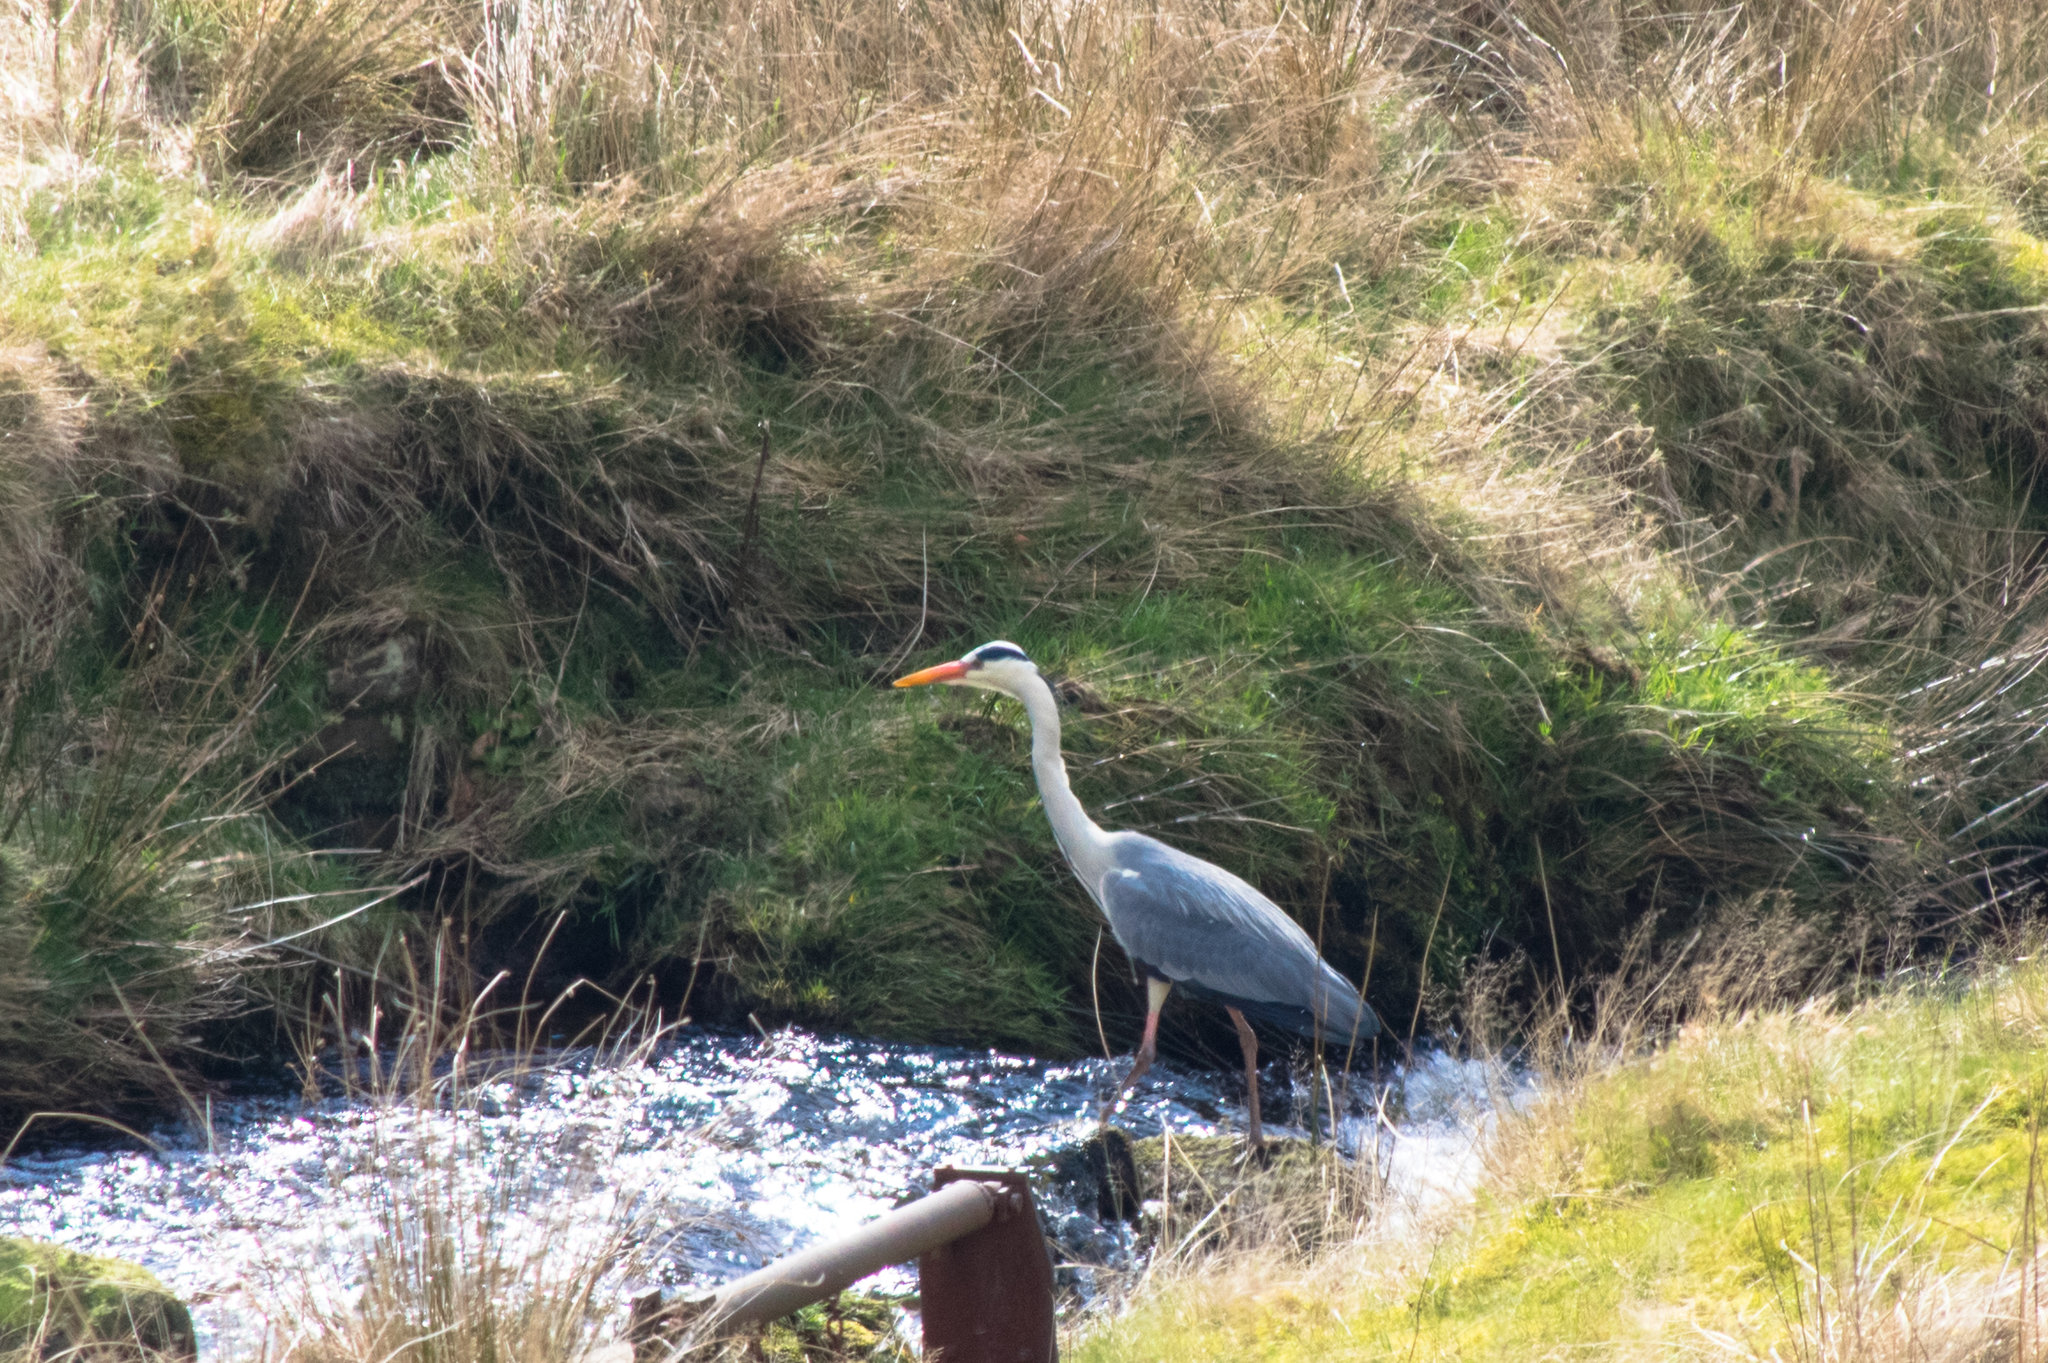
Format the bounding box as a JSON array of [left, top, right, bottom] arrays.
[[1078, 958, 2048, 1362]]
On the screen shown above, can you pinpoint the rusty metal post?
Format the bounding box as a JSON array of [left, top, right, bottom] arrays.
[[919, 1167, 1058, 1363], [687, 1177, 1005, 1339]]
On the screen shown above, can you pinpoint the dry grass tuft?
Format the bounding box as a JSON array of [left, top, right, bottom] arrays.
[[257, 957, 673, 1363], [0, 345, 90, 663], [0, 588, 401, 1132], [1132, 1132, 1382, 1265], [0, 0, 160, 163], [252, 171, 364, 268], [193, 0, 432, 172]]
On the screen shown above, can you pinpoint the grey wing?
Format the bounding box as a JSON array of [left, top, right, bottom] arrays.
[[1094, 833, 1379, 1045]]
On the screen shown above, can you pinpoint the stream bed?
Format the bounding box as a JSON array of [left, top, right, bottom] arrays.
[[0, 1027, 1499, 1356]]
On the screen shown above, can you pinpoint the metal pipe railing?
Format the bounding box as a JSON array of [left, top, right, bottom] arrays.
[[686, 1177, 1020, 1338], [634, 1168, 1055, 1362]]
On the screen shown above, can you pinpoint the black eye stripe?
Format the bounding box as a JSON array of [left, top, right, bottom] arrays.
[[969, 643, 1030, 664]]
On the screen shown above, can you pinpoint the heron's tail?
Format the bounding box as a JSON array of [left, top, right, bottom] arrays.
[[1305, 964, 1380, 1049], [1178, 967, 1381, 1048]]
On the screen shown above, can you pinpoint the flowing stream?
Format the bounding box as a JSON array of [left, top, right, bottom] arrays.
[[0, 1027, 1501, 1356]]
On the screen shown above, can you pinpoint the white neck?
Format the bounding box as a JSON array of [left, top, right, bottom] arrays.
[[1009, 672, 1114, 882]]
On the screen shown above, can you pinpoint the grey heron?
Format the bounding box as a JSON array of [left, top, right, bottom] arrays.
[[895, 640, 1380, 1149]]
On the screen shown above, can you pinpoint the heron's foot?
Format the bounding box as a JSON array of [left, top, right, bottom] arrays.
[[1103, 1043, 1154, 1131]]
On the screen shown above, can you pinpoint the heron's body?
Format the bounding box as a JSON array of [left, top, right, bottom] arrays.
[[1095, 833, 1373, 1043], [896, 641, 1380, 1147]]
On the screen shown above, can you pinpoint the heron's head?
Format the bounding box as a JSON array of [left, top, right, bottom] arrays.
[[892, 641, 1038, 697]]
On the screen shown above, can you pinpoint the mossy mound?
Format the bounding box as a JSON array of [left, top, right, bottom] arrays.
[[0, 160, 1938, 1122], [0, 1238, 195, 1361]]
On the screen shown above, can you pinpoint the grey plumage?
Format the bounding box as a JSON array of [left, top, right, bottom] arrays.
[[1092, 831, 1379, 1047]]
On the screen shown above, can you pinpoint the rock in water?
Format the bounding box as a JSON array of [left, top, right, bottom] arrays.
[[1045, 1127, 1142, 1225], [0, 1238, 197, 1361]]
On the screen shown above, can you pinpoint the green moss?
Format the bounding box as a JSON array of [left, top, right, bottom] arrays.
[[748, 1292, 913, 1362], [0, 1238, 194, 1359]]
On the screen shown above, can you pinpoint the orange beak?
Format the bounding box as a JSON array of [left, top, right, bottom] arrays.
[[893, 659, 971, 688]]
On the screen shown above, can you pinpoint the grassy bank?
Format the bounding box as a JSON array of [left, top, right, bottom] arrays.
[[1076, 930, 2048, 1362], [0, 0, 2045, 1130]]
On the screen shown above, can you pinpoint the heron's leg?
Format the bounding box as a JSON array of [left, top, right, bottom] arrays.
[[1102, 977, 1171, 1124], [1227, 1007, 1265, 1152]]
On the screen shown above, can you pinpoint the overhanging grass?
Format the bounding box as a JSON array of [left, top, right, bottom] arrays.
[[0, 169, 1923, 1065], [1532, 141, 2048, 651], [0, 0, 2044, 1121]]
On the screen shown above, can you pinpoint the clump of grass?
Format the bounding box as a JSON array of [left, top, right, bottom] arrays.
[[1545, 150, 2048, 648], [0, 596, 396, 1136], [1412, 0, 2048, 174], [0, 0, 160, 161], [260, 953, 674, 1363], [1129, 1132, 1380, 1264], [0, 346, 91, 667]]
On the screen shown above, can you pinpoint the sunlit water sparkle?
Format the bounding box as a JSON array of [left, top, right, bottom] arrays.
[[0, 1028, 1502, 1356]]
